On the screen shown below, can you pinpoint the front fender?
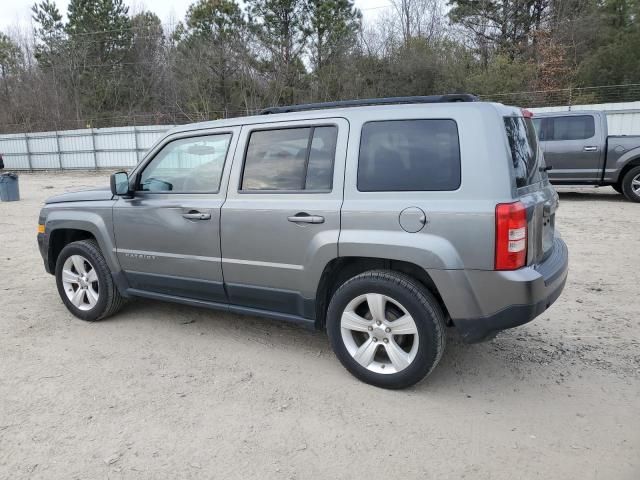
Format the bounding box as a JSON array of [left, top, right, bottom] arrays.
[[44, 203, 120, 273]]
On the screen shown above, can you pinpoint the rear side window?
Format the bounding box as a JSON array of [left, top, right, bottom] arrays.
[[357, 120, 461, 192], [504, 116, 540, 188], [544, 115, 595, 141], [241, 126, 337, 191]]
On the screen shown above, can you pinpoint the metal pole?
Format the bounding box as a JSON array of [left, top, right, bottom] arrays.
[[55, 130, 63, 170], [90, 128, 97, 169], [24, 133, 32, 171], [568, 87, 573, 111], [133, 126, 139, 164]]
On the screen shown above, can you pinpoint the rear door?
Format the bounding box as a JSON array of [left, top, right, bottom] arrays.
[[504, 115, 558, 265], [220, 119, 348, 319], [537, 114, 604, 183]]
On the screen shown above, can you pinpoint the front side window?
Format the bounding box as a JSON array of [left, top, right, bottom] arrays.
[[241, 126, 337, 191], [357, 119, 461, 192], [139, 134, 232, 193]]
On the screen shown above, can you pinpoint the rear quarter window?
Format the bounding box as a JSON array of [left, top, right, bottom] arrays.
[[357, 119, 461, 192], [504, 116, 540, 188]]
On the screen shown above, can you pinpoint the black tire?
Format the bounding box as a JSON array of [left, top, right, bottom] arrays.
[[611, 183, 623, 194], [326, 270, 446, 389], [55, 239, 126, 321], [621, 165, 640, 202]]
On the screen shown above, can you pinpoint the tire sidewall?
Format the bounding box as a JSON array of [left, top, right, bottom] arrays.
[[622, 166, 640, 202], [55, 242, 111, 321], [327, 273, 443, 389]]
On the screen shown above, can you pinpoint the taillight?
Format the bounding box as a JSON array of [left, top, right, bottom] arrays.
[[495, 201, 527, 270]]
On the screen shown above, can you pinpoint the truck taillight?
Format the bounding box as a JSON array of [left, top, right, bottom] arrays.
[[495, 202, 527, 270]]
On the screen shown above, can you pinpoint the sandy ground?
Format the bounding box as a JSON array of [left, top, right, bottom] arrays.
[[0, 171, 638, 480]]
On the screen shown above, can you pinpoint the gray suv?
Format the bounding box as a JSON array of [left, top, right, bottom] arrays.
[[37, 95, 569, 389]]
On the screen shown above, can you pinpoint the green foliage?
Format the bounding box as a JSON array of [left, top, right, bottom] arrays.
[[64, 0, 133, 120], [173, 0, 249, 117], [246, 0, 309, 104], [247, 0, 307, 64], [182, 0, 245, 43], [467, 55, 535, 95], [0, 33, 21, 77], [3, 0, 640, 133], [32, 0, 64, 65], [66, 0, 132, 56], [306, 0, 361, 69], [448, 0, 547, 58]]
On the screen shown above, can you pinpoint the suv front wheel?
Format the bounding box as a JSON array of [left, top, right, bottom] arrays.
[[55, 239, 125, 321], [327, 270, 446, 389]]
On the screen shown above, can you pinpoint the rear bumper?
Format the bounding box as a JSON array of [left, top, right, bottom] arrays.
[[440, 237, 569, 343]]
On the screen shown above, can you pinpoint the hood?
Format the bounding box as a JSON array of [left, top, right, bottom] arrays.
[[45, 186, 114, 204]]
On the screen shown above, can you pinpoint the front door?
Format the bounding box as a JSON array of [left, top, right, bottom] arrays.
[[113, 128, 239, 303], [220, 119, 348, 319], [538, 114, 604, 183]]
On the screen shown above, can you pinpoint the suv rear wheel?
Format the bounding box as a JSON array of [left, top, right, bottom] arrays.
[[621, 165, 640, 202], [326, 270, 446, 389], [55, 239, 125, 321]]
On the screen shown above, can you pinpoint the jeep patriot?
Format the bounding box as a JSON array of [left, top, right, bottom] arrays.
[[37, 95, 569, 388]]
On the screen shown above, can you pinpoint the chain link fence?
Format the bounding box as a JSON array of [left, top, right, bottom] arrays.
[[2, 84, 640, 135], [478, 83, 640, 108], [4, 84, 640, 170]]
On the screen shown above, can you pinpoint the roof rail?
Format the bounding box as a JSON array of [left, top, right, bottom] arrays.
[[260, 94, 479, 115]]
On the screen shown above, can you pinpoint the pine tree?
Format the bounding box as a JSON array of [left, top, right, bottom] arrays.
[[173, 0, 248, 118], [247, 0, 308, 104], [32, 0, 65, 66], [65, 0, 133, 121], [307, 0, 361, 70]]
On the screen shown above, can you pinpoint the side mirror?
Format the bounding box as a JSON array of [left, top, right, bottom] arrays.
[[110, 171, 131, 196]]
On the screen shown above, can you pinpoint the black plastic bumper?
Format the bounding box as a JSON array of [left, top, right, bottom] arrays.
[[37, 232, 53, 274], [455, 238, 569, 343]]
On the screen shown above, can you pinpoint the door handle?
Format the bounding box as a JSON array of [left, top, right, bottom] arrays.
[[287, 214, 325, 224], [583, 146, 598, 152], [182, 212, 211, 221]]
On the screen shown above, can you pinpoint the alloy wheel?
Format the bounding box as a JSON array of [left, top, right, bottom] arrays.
[[340, 293, 419, 374], [61, 255, 100, 311], [632, 173, 640, 195]]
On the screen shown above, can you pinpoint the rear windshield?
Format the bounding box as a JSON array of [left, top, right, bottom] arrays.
[[504, 116, 540, 187]]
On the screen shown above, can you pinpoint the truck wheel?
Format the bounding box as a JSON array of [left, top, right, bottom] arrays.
[[326, 270, 446, 389], [55, 239, 126, 321], [621, 165, 640, 202]]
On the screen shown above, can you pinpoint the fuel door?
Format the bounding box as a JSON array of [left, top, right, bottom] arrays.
[[399, 206, 427, 233]]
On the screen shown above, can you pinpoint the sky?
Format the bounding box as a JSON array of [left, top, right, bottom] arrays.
[[0, 0, 393, 33]]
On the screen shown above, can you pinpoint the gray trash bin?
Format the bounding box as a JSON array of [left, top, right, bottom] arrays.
[[0, 173, 20, 201]]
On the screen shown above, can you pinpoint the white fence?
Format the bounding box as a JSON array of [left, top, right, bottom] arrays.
[[0, 125, 172, 170], [3, 100, 640, 170]]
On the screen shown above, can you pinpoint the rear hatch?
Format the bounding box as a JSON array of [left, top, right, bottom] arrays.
[[504, 114, 559, 266]]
